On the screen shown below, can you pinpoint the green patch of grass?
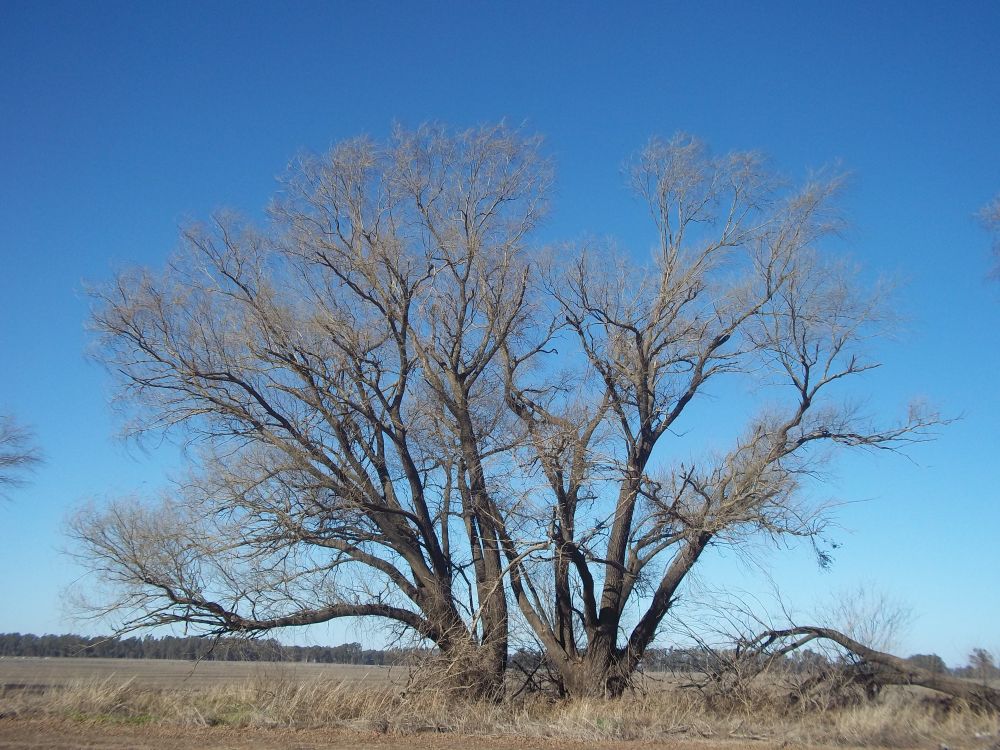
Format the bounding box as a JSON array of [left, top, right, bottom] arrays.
[[67, 709, 154, 726], [207, 702, 258, 727]]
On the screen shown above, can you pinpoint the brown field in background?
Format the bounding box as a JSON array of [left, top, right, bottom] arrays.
[[0, 657, 396, 690], [0, 657, 699, 692]]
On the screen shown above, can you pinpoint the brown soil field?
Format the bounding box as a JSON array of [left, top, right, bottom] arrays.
[[0, 657, 395, 690], [0, 718, 871, 750]]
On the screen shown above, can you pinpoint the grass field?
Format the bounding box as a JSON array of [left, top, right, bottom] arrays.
[[1, 658, 998, 749]]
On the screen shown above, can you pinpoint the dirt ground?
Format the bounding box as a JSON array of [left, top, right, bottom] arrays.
[[0, 719, 873, 750]]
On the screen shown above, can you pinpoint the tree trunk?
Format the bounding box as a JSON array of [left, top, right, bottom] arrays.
[[554, 640, 632, 698], [426, 640, 507, 700]]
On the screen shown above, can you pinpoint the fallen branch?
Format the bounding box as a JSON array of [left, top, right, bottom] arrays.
[[754, 626, 1000, 712]]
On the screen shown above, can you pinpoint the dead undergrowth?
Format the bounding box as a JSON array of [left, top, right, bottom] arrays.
[[1, 672, 998, 749]]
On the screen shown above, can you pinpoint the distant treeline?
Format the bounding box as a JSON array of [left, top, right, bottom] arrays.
[[641, 647, 998, 680], [0, 633, 413, 665], [0, 633, 806, 669], [1, 633, 995, 679], [643, 647, 999, 679]]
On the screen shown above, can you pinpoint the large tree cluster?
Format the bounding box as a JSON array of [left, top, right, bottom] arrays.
[[74, 124, 934, 697]]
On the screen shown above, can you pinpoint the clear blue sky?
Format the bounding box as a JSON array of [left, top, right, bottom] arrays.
[[1, 0, 997, 665]]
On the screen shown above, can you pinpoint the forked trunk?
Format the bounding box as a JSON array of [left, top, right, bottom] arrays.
[[429, 639, 508, 700], [555, 641, 633, 698]]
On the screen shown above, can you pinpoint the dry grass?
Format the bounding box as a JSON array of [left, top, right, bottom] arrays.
[[2, 670, 999, 749]]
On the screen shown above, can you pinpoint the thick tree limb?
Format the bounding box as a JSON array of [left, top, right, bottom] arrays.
[[757, 626, 1000, 712]]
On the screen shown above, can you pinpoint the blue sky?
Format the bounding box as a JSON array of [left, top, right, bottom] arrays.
[[1, 1, 997, 665]]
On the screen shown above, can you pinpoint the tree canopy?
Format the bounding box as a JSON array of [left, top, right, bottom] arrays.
[[0, 413, 42, 500]]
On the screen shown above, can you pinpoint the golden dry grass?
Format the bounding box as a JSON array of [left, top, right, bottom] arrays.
[[1, 659, 998, 749]]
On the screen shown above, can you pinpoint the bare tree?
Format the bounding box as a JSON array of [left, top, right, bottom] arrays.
[[981, 193, 1000, 277], [0, 413, 42, 499], [74, 125, 935, 699], [500, 135, 936, 696], [75, 123, 549, 697], [966, 648, 1000, 682], [816, 584, 911, 653]]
